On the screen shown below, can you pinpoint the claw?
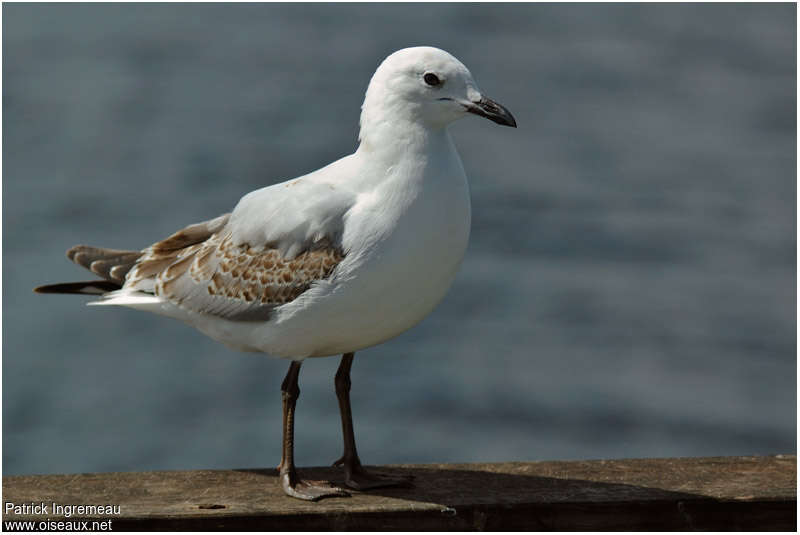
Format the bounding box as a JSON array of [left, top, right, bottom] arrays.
[[339, 462, 414, 491], [280, 472, 349, 501]]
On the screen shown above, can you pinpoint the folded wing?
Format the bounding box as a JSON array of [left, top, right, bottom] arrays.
[[146, 231, 344, 321], [46, 178, 356, 323]]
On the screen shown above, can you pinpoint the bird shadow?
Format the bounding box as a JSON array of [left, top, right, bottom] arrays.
[[232, 463, 772, 531]]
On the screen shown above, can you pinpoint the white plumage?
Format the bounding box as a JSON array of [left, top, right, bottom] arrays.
[[37, 46, 516, 500], [88, 46, 510, 359]]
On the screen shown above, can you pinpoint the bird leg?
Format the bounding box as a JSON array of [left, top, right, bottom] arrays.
[[278, 361, 348, 501], [332, 352, 413, 490]]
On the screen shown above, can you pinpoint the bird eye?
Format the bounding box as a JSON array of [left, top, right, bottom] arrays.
[[423, 72, 441, 87]]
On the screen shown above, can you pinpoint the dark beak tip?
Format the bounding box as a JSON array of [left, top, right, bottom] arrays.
[[490, 110, 517, 128], [468, 97, 517, 128]]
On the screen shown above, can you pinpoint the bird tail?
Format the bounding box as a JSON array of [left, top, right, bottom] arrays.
[[33, 245, 142, 296], [34, 214, 231, 298], [66, 245, 142, 284], [34, 280, 122, 295]]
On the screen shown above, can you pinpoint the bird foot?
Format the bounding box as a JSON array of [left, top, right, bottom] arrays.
[[333, 457, 414, 490], [280, 471, 349, 501]]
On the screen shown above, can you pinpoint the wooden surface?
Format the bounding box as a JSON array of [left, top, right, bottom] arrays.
[[2, 455, 795, 531]]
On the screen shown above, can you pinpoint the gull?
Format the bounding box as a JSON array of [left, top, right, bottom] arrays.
[[35, 46, 517, 500]]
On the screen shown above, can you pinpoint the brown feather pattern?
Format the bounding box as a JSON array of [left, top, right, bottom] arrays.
[[66, 246, 142, 285], [48, 213, 344, 321], [153, 232, 344, 320]]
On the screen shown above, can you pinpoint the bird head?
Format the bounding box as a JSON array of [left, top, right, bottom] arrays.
[[359, 46, 516, 141]]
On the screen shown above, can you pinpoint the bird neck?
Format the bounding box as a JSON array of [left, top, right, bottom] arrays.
[[357, 110, 452, 160], [358, 121, 448, 156]]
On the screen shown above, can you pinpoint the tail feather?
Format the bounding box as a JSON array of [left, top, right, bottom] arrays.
[[87, 289, 164, 307], [36, 214, 230, 299], [34, 280, 122, 295], [66, 246, 141, 285]]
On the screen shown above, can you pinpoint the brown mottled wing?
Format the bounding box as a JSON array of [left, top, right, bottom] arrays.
[[125, 213, 231, 291], [148, 232, 344, 322]]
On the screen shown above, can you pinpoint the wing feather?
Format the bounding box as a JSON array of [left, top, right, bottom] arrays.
[[53, 172, 354, 323], [67, 246, 142, 285], [153, 233, 344, 321], [125, 214, 230, 291]]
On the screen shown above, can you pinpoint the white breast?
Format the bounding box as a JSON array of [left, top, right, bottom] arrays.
[[240, 131, 472, 358]]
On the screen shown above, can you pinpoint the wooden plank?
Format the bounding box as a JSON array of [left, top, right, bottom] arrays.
[[2, 455, 795, 531]]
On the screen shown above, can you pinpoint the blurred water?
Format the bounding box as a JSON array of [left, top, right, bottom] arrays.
[[3, 3, 795, 476]]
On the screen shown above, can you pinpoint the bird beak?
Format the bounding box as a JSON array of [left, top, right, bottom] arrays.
[[464, 96, 517, 128]]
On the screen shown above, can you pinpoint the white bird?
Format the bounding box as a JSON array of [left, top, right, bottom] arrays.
[[35, 46, 516, 500]]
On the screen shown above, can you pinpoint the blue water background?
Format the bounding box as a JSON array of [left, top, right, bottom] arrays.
[[3, 3, 795, 475]]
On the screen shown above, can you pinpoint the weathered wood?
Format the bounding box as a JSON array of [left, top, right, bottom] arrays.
[[2, 455, 795, 531]]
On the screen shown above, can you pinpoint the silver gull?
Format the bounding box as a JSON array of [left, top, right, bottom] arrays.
[[35, 46, 517, 500]]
